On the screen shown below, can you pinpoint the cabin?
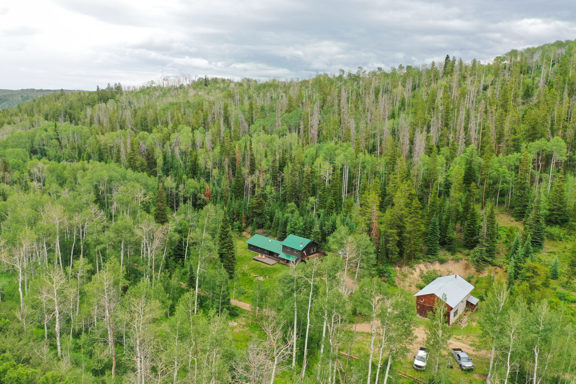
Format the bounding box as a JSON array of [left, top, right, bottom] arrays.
[[247, 233, 323, 265], [414, 274, 478, 325]]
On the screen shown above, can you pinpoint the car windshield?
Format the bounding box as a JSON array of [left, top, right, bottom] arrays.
[[460, 355, 471, 362], [416, 355, 426, 362]]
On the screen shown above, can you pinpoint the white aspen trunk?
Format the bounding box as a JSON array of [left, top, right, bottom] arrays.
[[194, 216, 208, 314], [504, 330, 515, 384], [320, 314, 327, 356], [292, 288, 298, 369], [487, 343, 496, 383], [172, 327, 179, 384], [17, 265, 24, 313], [533, 346, 539, 384], [136, 336, 142, 384], [69, 228, 76, 275], [104, 283, 117, 378], [374, 317, 388, 384], [547, 155, 555, 194], [270, 356, 278, 384], [120, 240, 125, 270], [300, 266, 315, 378], [367, 297, 377, 384], [383, 352, 392, 384], [54, 293, 62, 358]]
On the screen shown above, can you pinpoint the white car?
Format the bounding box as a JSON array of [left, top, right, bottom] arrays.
[[413, 347, 428, 370]]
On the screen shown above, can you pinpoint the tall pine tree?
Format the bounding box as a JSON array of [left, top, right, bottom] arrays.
[[483, 204, 498, 264], [425, 216, 440, 258], [217, 213, 236, 279], [526, 197, 545, 251], [547, 173, 569, 225], [154, 179, 169, 224], [512, 151, 532, 220]]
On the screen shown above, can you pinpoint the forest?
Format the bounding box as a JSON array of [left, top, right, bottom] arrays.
[[0, 39, 575, 383]]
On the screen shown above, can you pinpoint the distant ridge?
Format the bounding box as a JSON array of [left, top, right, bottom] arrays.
[[0, 89, 60, 110]]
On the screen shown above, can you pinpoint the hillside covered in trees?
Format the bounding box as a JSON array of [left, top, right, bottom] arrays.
[[0, 89, 61, 110], [0, 39, 575, 383]]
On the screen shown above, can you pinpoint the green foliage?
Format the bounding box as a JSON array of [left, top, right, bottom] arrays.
[[425, 216, 440, 258], [217, 213, 236, 279], [550, 257, 559, 280], [512, 151, 532, 220], [0, 39, 575, 383], [547, 173, 569, 225], [154, 179, 168, 224], [525, 198, 545, 251]]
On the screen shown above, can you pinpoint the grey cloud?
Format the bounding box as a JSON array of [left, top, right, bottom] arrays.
[[3, 0, 576, 89]]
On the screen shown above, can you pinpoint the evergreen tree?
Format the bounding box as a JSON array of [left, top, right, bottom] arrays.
[[154, 179, 169, 224], [547, 173, 569, 225], [401, 181, 425, 262], [463, 156, 476, 188], [484, 205, 497, 264], [526, 198, 545, 251], [232, 168, 244, 200], [217, 213, 236, 279], [550, 257, 559, 280], [169, 220, 189, 269], [463, 204, 479, 250], [507, 234, 520, 261], [248, 189, 265, 228], [507, 255, 517, 287], [512, 151, 532, 219], [127, 138, 146, 172], [471, 246, 487, 267], [519, 235, 533, 264], [425, 216, 440, 258], [567, 242, 576, 278], [187, 261, 196, 289]]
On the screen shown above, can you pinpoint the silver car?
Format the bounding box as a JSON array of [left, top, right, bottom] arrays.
[[413, 347, 428, 370]]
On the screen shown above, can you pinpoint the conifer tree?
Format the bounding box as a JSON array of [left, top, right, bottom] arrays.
[[232, 168, 244, 200], [512, 151, 532, 220], [484, 205, 497, 263], [508, 234, 520, 261], [463, 156, 476, 188], [526, 198, 545, 251], [550, 257, 559, 280], [507, 235, 521, 286], [507, 255, 517, 287], [217, 213, 236, 279], [567, 242, 576, 278], [402, 181, 425, 262], [425, 216, 440, 258], [127, 138, 145, 172], [547, 173, 569, 225], [519, 235, 533, 264], [154, 179, 168, 224], [170, 220, 189, 268], [248, 189, 265, 228], [464, 204, 479, 250]]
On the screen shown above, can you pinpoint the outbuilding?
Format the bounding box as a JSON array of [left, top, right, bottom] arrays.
[[414, 274, 478, 325]]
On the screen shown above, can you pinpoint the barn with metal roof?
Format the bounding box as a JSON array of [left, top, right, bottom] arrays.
[[414, 274, 478, 324]]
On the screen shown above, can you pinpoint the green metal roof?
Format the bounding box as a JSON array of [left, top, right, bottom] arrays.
[[282, 234, 312, 251], [247, 234, 298, 262]]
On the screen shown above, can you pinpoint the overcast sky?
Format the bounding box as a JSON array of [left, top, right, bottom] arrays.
[[1, 0, 575, 90]]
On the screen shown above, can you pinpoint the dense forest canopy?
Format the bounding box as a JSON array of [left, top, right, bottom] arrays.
[[0, 39, 575, 383]]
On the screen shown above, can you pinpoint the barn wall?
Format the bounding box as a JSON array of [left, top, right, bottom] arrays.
[[416, 294, 452, 322], [449, 294, 470, 324]]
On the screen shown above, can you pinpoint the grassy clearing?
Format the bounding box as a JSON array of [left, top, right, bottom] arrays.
[[231, 236, 286, 304]]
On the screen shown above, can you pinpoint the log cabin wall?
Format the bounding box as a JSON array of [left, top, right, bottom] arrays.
[[416, 294, 452, 322]]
